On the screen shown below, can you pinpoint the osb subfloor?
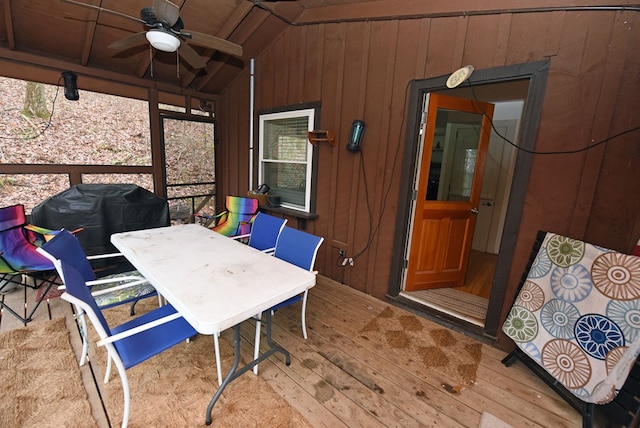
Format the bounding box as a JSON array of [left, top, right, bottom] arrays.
[[0, 275, 585, 427]]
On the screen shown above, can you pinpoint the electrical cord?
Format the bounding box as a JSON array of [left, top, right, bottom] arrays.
[[467, 81, 640, 155], [338, 75, 640, 267], [253, 2, 640, 27], [350, 150, 373, 261], [339, 79, 413, 266], [0, 77, 62, 141]]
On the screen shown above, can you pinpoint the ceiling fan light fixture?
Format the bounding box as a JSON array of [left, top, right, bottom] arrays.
[[145, 29, 180, 52]]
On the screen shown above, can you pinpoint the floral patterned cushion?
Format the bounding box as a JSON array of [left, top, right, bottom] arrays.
[[91, 270, 156, 309], [503, 232, 640, 404]]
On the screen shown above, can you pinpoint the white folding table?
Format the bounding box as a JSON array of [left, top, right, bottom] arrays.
[[111, 223, 316, 425]]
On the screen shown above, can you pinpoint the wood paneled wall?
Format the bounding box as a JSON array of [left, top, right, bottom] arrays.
[[218, 9, 640, 341]]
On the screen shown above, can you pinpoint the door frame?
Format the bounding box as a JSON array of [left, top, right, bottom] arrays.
[[388, 60, 550, 337], [404, 94, 495, 292]]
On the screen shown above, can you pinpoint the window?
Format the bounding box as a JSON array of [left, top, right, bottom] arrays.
[[259, 108, 316, 212]]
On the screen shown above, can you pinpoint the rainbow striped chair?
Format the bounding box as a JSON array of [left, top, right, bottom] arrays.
[[210, 196, 258, 237], [0, 204, 61, 323], [0, 205, 55, 274]]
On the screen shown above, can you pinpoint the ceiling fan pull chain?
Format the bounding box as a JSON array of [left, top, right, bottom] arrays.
[[176, 51, 180, 78], [149, 45, 154, 77]]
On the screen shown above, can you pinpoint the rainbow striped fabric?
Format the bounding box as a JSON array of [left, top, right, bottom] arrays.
[[211, 196, 258, 237], [0, 204, 56, 273]]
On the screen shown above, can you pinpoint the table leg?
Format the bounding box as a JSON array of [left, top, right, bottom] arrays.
[[205, 310, 290, 425]]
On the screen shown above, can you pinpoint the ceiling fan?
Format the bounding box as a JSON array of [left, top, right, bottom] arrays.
[[62, 0, 243, 70]]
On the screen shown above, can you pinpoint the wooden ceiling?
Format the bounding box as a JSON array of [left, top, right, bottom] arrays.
[[3, 0, 616, 98], [0, 0, 385, 96]]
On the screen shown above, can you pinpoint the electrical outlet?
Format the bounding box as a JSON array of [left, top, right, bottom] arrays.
[[339, 249, 346, 257]]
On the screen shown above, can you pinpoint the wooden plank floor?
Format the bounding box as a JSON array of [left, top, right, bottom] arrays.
[[0, 274, 584, 427], [0, 275, 111, 427]]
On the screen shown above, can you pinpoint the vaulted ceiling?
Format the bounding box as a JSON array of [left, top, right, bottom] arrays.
[[4, 1, 624, 98], [0, 0, 387, 96]]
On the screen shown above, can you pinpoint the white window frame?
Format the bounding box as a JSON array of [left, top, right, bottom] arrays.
[[258, 108, 315, 212]]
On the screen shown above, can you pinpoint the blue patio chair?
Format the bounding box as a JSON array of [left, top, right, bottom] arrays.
[[253, 226, 323, 374], [37, 229, 160, 366], [57, 259, 197, 428], [235, 211, 287, 254]]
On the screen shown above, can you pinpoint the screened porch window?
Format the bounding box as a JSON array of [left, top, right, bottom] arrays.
[[258, 108, 315, 212]]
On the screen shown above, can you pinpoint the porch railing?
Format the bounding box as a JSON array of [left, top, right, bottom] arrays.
[[166, 181, 216, 224], [0, 164, 216, 223]]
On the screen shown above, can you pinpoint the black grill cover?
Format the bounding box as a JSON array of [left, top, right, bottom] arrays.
[[31, 184, 170, 255]]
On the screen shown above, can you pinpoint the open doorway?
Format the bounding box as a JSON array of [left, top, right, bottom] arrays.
[[401, 92, 525, 327], [388, 61, 550, 338]]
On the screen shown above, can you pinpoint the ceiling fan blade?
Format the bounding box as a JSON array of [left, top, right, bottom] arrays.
[[108, 32, 148, 52], [154, 0, 180, 27], [187, 31, 243, 57], [62, 0, 145, 24], [178, 42, 207, 69]]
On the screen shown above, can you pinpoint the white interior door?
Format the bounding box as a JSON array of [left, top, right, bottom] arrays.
[[471, 118, 518, 253]]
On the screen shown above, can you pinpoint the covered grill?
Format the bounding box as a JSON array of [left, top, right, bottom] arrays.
[[31, 184, 170, 256]]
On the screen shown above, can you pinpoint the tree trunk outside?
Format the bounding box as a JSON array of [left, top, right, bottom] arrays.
[[22, 82, 50, 119]]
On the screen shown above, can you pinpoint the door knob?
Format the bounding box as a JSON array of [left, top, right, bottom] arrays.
[[471, 208, 479, 214]]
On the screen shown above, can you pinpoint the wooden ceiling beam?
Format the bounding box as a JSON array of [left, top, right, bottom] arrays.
[[79, 1, 100, 66], [3, 0, 15, 50], [135, 47, 154, 79], [194, 6, 271, 91], [0, 46, 219, 100], [181, 0, 254, 88], [295, 0, 637, 23]]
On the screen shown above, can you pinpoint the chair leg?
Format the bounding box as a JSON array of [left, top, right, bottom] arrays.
[[253, 311, 262, 375], [104, 352, 113, 384], [583, 403, 595, 428], [213, 333, 222, 386], [301, 289, 309, 340], [113, 358, 131, 428], [77, 310, 89, 366]]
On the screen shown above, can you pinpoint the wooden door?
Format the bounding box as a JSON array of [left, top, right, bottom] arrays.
[[405, 93, 495, 291]]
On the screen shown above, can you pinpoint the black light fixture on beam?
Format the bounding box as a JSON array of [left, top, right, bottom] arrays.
[[61, 71, 79, 101], [346, 119, 365, 152]]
